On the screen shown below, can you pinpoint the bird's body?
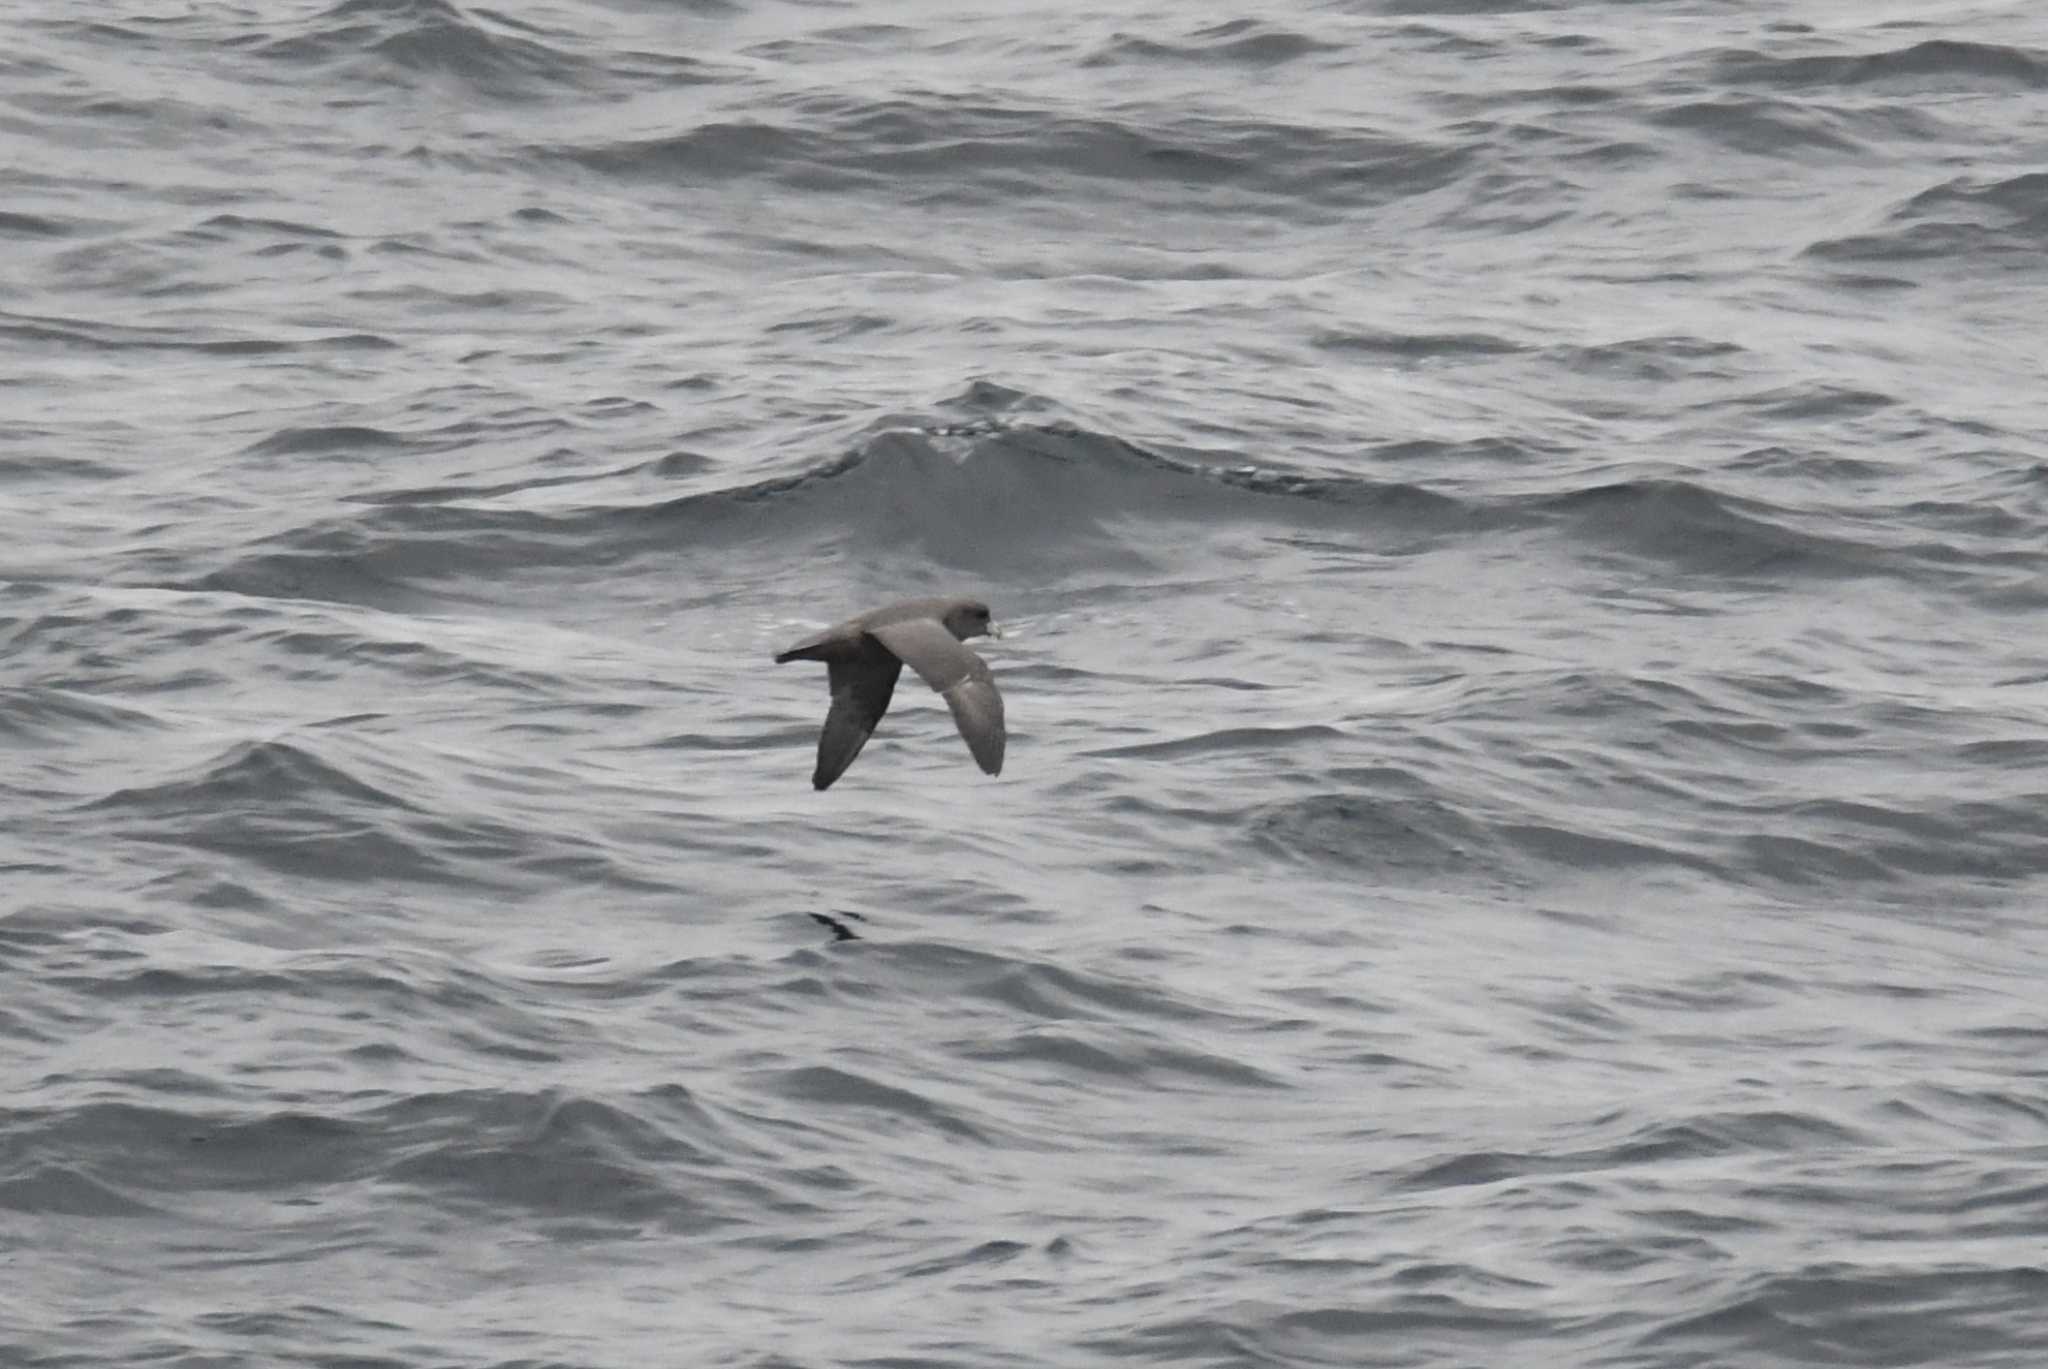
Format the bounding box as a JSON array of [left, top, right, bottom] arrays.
[[774, 596, 1006, 790]]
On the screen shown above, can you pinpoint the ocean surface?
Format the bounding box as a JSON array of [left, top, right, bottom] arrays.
[[5, 0, 2048, 1364]]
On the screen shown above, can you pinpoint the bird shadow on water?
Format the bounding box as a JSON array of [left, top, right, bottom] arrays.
[[807, 909, 868, 942]]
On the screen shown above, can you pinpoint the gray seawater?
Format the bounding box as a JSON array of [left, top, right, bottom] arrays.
[[6, 0, 2048, 1364]]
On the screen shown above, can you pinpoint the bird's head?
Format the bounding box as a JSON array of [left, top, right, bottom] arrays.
[[942, 599, 998, 642]]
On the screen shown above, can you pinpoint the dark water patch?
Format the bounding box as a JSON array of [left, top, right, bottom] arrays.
[[1714, 671, 1846, 709], [42, 953, 554, 1045], [0, 210, 70, 238], [1736, 832, 1892, 888], [755, 1064, 995, 1145], [50, 962, 297, 999], [1313, 327, 1525, 361], [1712, 39, 2048, 93], [1898, 171, 2048, 224], [83, 737, 420, 819], [244, 425, 408, 458], [1554, 333, 1747, 384], [551, 100, 1469, 214], [214, 418, 1482, 604], [1247, 791, 1499, 882], [1496, 821, 1706, 877], [1264, 1296, 1553, 1342], [674, 422, 1479, 570], [186, 213, 345, 243], [0, 443, 126, 484], [890, 1238, 1034, 1284], [1365, 434, 1563, 470], [1456, 666, 1732, 738], [1722, 444, 1892, 486], [1087, 1295, 1554, 1368], [1903, 1086, 2048, 1138], [254, 0, 598, 99], [1088, 19, 1341, 69], [384, 1131, 733, 1231], [1378, 1, 1563, 20], [0, 901, 169, 950], [1884, 1162, 2048, 1239], [764, 307, 899, 343], [1088, 723, 1350, 762], [192, 549, 456, 609], [0, 686, 167, 745], [1399, 1111, 1869, 1193], [349, 281, 574, 313], [642, 448, 718, 481], [1640, 1264, 2048, 1364], [1956, 737, 2048, 766], [848, 942, 1249, 1030], [1808, 171, 2048, 266], [937, 378, 1066, 421], [177, 1111, 368, 1187], [1368, 18, 1526, 55], [0, 309, 395, 356], [189, 469, 720, 607], [0, 1163, 166, 1217], [961, 1024, 1288, 1091], [30, 14, 218, 50], [77, 738, 561, 889], [2, 1102, 367, 1197], [1532, 477, 1938, 581], [1754, 796, 2048, 883], [614, 0, 739, 18], [248, 622, 564, 696], [1513, 81, 1626, 109], [1889, 495, 2042, 542], [1613, 970, 1798, 1015], [196, 331, 397, 355], [379, 1084, 745, 1180], [554, 119, 804, 182], [114, 374, 1508, 594], [5, 78, 266, 158], [740, 22, 918, 65], [1649, 96, 1866, 157]]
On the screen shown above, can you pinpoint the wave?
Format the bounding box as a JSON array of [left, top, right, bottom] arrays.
[[1084, 657, 2048, 900], [174, 390, 2043, 621], [1396, 1110, 1872, 1193], [1807, 170, 2048, 266], [254, 0, 602, 99], [1712, 38, 2048, 94], [182, 412, 1482, 607], [1084, 19, 1343, 69], [545, 99, 1469, 214], [0, 309, 396, 357], [74, 734, 644, 893]]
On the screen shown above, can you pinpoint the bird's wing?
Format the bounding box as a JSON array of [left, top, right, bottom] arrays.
[[775, 621, 851, 664], [814, 647, 903, 790], [869, 619, 1005, 777]]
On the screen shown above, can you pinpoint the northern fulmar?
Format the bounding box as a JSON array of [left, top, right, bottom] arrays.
[[774, 596, 1005, 790]]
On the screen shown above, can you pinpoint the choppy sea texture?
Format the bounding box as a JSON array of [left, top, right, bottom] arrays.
[[6, 0, 2048, 1365]]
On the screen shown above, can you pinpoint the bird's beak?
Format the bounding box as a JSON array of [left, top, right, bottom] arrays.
[[989, 621, 1003, 640]]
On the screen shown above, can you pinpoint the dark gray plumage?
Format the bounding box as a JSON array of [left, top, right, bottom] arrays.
[[774, 596, 1006, 790]]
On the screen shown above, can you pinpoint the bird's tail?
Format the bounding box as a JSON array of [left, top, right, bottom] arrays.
[[773, 634, 835, 664]]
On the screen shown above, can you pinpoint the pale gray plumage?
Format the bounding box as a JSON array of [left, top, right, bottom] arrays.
[[774, 596, 1006, 790]]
